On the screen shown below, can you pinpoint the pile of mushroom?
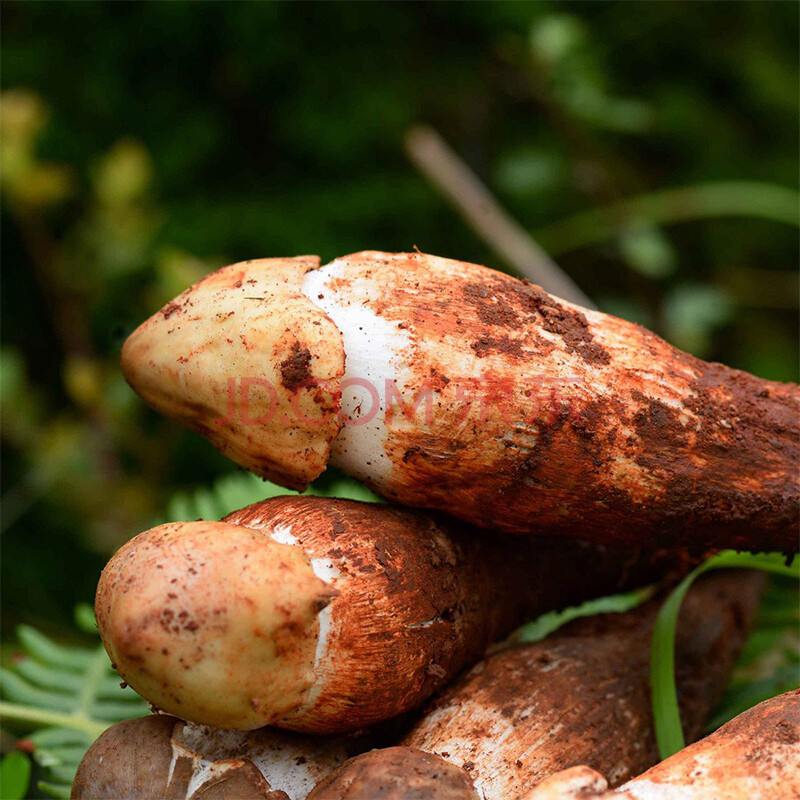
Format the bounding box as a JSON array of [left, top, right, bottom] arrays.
[[73, 252, 799, 799]]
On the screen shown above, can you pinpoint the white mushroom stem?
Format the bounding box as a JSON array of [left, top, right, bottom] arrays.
[[173, 722, 355, 800]]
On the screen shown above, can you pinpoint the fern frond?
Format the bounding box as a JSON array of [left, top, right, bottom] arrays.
[[164, 470, 381, 524], [37, 781, 71, 799], [0, 473, 379, 798], [0, 612, 149, 799]]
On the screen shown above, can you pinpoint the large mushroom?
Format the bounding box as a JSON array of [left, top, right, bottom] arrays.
[[122, 251, 799, 551], [95, 495, 681, 733], [517, 688, 800, 800], [306, 571, 764, 800]]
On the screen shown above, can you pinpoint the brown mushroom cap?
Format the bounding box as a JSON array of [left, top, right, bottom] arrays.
[[306, 746, 480, 800], [71, 715, 179, 800], [71, 715, 288, 799], [72, 714, 358, 800]]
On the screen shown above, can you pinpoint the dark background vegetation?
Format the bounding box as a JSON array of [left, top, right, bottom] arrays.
[[2, 1, 798, 637]]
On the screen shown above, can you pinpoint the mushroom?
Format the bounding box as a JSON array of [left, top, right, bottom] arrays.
[[303, 571, 764, 800], [95, 495, 679, 733], [517, 689, 800, 799], [306, 747, 480, 800], [71, 714, 360, 800], [121, 251, 799, 551]]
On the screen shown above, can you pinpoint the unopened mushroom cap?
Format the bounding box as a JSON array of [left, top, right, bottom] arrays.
[[96, 520, 336, 729], [71, 715, 178, 799], [514, 767, 617, 800], [306, 746, 480, 800], [121, 257, 345, 490], [71, 716, 292, 800]]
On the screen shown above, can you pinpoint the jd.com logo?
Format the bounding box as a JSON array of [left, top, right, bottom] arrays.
[[214, 376, 581, 429]]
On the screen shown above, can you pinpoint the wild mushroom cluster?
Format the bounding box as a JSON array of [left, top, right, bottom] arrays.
[[73, 252, 799, 800]]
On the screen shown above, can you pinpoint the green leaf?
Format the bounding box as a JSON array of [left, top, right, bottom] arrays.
[[28, 728, 92, 748], [38, 780, 72, 799], [74, 603, 98, 635], [534, 182, 800, 257], [16, 626, 95, 671], [650, 551, 799, 759], [662, 284, 733, 357], [513, 583, 656, 644], [0, 751, 31, 800], [529, 14, 586, 64], [618, 224, 677, 279]]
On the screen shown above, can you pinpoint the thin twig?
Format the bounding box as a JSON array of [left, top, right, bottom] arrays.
[[404, 124, 596, 309]]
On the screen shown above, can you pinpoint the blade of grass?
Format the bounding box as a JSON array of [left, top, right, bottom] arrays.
[[651, 550, 799, 759]]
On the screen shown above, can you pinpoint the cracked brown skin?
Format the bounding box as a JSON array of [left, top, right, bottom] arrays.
[[300, 571, 763, 800], [520, 690, 800, 800], [306, 747, 480, 800], [72, 714, 363, 800], [71, 715, 290, 800], [123, 251, 799, 552], [225, 496, 693, 734], [327, 252, 799, 552], [99, 495, 691, 734], [395, 570, 764, 800]]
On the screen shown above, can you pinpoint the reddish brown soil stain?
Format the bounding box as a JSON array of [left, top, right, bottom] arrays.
[[280, 342, 314, 391], [470, 335, 524, 358], [161, 300, 184, 319], [462, 276, 610, 365]]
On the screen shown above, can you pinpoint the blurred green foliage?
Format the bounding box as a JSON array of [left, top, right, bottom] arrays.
[[0, 605, 149, 798], [1, 1, 797, 642]]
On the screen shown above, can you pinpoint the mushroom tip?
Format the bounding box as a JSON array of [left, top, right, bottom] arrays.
[[95, 519, 332, 730], [513, 767, 610, 800], [120, 256, 346, 488], [71, 715, 179, 800], [306, 746, 480, 800]]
